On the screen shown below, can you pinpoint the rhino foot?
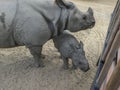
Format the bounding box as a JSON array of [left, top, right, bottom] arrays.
[[62, 64, 69, 70], [41, 54, 46, 59], [28, 46, 45, 68]]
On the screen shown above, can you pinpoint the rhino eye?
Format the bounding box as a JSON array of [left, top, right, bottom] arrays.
[[76, 45, 80, 49], [79, 62, 82, 65], [82, 15, 87, 20]]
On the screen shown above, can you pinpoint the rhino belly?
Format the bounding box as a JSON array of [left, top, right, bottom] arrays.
[[14, 14, 51, 46]]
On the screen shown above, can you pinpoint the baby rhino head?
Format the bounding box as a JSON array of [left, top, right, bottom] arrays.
[[71, 41, 90, 72]]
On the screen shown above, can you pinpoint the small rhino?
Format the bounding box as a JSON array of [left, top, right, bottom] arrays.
[[53, 31, 90, 72]]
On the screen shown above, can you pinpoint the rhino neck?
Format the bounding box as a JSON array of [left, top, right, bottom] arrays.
[[0, 0, 18, 48], [56, 8, 70, 35]]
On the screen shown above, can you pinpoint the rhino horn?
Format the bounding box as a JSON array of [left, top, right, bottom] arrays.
[[55, 0, 74, 9]]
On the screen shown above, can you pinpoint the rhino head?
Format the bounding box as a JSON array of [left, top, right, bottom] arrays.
[[56, 0, 95, 32], [68, 7, 95, 32]]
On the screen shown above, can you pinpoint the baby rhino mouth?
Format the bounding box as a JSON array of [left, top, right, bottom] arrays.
[[79, 64, 90, 72], [89, 24, 94, 29], [81, 66, 90, 72]]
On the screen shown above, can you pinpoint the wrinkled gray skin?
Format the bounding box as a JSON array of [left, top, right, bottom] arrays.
[[0, 0, 95, 67], [53, 31, 89, 72]]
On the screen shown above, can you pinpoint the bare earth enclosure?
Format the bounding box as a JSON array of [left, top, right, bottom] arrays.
[[0, 0, 117, 90]]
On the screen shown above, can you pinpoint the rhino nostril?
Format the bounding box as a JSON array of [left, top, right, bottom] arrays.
[[92, 21, 95, 24]]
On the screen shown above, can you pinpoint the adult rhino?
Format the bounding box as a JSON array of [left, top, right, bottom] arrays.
[[0, 0, 95, 67]]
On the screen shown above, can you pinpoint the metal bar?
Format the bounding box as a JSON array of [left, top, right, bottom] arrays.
[[96, 30, 120, 88], [90, 1, 120, 89], [90, 60, 104, 90], [105, 59, 120, 90], [102, 10, 120, 62]]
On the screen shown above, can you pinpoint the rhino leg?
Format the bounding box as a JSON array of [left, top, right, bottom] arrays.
[[41, 54, 45, 59], [28, 46, 45, 67], [72, 61, 77, 70], [61, 56, 69, 69]]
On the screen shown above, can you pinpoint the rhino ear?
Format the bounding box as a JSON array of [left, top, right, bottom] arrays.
[[55, 0, 74, 9], [87, 7, 93, 16]]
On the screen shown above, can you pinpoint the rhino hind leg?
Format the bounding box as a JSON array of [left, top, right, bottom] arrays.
[[28, 46, 45, 67]]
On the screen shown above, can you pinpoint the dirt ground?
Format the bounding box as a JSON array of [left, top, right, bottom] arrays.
[[0, 0, 117, 90]]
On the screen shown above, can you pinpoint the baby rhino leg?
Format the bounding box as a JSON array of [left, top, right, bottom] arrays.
[[61, 56, 69, 69]]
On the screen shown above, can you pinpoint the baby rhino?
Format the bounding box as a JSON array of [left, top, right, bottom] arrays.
[[53, 31, 90, 72]]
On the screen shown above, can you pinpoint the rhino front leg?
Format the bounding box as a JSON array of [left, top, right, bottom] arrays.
[[72, 61, 77, 70], [28, 46, 45, 67]]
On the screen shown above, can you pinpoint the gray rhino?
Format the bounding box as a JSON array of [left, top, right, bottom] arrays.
[[0, 0, 95, 67], [53, 30, 89, 72]]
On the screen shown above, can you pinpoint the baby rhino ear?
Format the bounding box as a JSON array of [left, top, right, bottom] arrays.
[[79, 41, 84, 48], [87, 7, 93, 16]]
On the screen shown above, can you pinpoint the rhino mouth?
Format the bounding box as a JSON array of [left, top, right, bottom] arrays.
[[81, 25, 92, 30], [80, 23, 95, 30]]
